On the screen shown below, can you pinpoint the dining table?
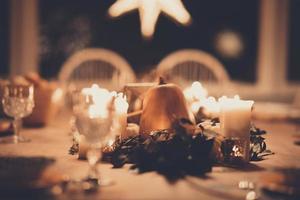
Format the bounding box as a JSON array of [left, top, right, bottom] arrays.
[[0, 112, 299, 200]]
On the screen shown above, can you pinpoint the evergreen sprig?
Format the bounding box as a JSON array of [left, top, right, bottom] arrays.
[[103, 119, 214, 182]]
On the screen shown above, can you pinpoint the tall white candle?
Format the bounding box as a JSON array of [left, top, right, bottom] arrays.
[[219, 95, 254, 161]]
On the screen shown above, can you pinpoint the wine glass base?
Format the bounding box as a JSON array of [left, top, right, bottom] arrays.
[[0, 135, 30, 144], [81, 177, 114, 192], [98, 178, 114, 187]]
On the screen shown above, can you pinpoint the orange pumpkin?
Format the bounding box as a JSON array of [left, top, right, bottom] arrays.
[[139, 78, 194, 134]]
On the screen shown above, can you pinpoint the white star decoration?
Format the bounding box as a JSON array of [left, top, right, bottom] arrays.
[[108, 0, 192, 38]]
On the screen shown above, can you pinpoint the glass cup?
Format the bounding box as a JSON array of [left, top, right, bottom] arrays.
[[73, 93, 114, 188], [1, 84, 34, 143]]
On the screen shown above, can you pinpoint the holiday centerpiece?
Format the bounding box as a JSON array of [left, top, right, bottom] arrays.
[[69, 78, 272, 181]]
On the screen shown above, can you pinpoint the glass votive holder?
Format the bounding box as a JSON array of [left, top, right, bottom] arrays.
[[221, 137, 250, 164]]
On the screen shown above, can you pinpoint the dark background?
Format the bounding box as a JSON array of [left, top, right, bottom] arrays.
[[0, 0, 299, 82], [288, 0, 300, 82], [39, 0, 259, 82], [0, 0, 9, 77]]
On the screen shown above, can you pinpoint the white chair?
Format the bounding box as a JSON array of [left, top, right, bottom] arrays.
[[156, 49, 230, 92], [59, 48, 136, 91]]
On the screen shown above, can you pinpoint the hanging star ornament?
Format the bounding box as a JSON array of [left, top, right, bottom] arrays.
[[108, 0, 192, 38]]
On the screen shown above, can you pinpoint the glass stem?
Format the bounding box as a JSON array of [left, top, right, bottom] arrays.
[[88, 163, 98, 179], [87, 147, 101, 179], [13, 117, 21, 140]]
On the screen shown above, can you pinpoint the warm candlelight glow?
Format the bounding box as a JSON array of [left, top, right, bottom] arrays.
[[112, 93, 129, 139], [219, 95, 254, 162], [80, 84, 129, 138], [184, 82, 255, 160], [107, 139, 114, 147], [190, 97, 220, 117], [184, 81, 208, 102], [81, 84, 114, 119], [114, 93, 129, 114], [52, 88, 63, 103], [87, 104, 108, 119], [184, 81, 220, 117], [218, 95, 254, 118], [184, 82, 255, 121], [201, 97, 221, 117]]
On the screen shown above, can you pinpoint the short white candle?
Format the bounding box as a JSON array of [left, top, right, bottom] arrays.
[[219, 95, 254, 161]]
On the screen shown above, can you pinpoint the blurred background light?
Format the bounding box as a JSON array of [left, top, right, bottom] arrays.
[[214, 30, 244, 59]]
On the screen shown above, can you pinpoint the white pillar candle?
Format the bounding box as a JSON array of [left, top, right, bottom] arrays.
[[113, 93, 129, 139], [219, 95, 254, 161]]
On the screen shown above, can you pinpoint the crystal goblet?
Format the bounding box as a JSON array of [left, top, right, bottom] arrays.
[[1, 84, 34, 143], [73, 94, 114, 189]]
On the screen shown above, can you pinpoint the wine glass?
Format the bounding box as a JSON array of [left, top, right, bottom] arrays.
[[73, 93, 114, 189], [1, 84, 34, 143]]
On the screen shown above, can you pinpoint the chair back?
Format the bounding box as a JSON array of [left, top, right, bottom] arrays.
[[156, 49, 230, 93], [59, 48, 136, 91]]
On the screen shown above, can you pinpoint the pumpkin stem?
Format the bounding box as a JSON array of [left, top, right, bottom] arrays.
[[158, 77, 167, 85]]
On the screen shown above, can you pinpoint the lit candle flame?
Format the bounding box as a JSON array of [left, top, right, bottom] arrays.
[[107, 139, 114, 147], [232, 145, 243, 157], [184, 82, 253, 118], [183, 81, 208, 102], [218, 95, 254, 109]]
